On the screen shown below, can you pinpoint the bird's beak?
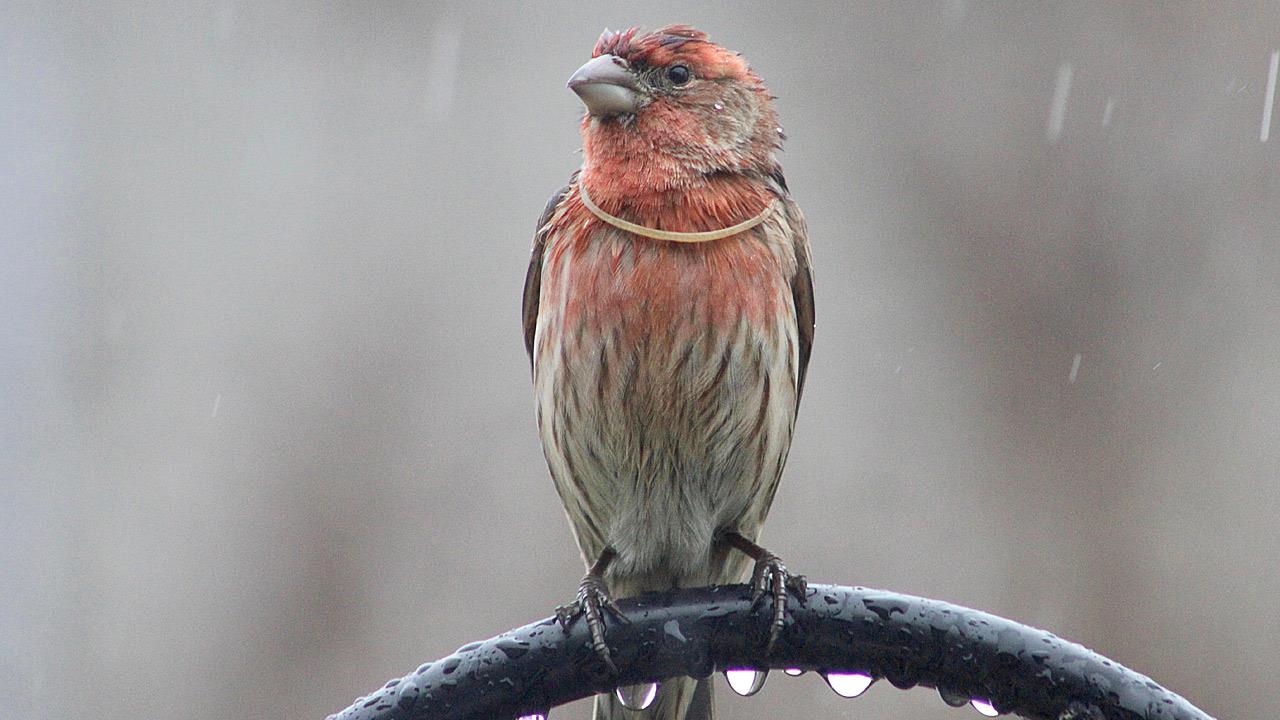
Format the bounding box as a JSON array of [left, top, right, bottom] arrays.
[[567, 54, 641, 117]]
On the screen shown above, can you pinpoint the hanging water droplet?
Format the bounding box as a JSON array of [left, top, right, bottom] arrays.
[[783, 668, 804, 677], [724, 667, 768, 696], [971, 698, 1000, 717], [823, 671, 874, 698], [938, 686, 969, 707], [615, 681, 660, 710]]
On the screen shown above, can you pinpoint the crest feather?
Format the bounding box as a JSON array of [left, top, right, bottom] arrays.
[[592, 25, 713, 61]]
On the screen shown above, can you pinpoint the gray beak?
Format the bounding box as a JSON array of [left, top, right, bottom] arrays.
[[568, 54, 641, 117]]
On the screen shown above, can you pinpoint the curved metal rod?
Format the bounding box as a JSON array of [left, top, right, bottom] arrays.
[[327, 583, 1214, 720]]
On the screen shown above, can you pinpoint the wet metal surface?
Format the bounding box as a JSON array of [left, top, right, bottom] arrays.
[[326, 583, 1214, 720]]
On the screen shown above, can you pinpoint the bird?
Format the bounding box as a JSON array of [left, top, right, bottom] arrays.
[[522, 25, 814, 720]]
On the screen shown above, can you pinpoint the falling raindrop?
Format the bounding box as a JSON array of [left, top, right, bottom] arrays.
[[783, 668, 804, 676], [214, 1, 236, 41], [1068, 353, 1082, 383], [724, 668, 768, 696], [942, 0, 967, 33], [1262, 50, 1279, 142], [1046, 63, 1073, 142], [971, 698, 1000, 717], [823, 671, 874, 698], [423, 15, 462, 121], [615, 682, 660, 710]]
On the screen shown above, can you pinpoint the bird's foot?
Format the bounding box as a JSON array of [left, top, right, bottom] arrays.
[[748, 552, 808, 651], [556, 570, 628, 673]]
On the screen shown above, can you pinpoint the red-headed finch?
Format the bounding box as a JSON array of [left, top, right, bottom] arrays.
[[522, 25, 814, 720]]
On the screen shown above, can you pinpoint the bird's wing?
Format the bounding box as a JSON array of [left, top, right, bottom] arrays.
[[769, 168, 815, 404], [523, 184, 572, 368], [788, 202, 815, 403]]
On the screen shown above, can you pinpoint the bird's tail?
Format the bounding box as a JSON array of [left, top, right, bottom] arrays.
[[594, 675, 713, 720], [592, 546, 751, 720]]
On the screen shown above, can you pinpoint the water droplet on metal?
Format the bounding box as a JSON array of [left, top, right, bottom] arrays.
[[724, 667, 768, 696], [823, 671, 874, 698], [971, 698, 1000, 716], [615, 681, 660, 710], [783, 667, 804, 676], [938, 686, 969, 707]]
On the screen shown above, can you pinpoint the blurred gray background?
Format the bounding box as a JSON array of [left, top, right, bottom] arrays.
[[3, 2, 1278, 718]]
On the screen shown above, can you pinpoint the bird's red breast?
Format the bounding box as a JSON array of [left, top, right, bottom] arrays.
[[540, 179, 793, 351]]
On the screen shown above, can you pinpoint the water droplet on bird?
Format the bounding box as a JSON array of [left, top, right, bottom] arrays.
[[615, 681, 660, 710], [823, 671, 874, 698], [971, 698, 1000, 716], [724, 667, 768, 696], [713, 102, 724, 111], [784, 667, 804, 676]]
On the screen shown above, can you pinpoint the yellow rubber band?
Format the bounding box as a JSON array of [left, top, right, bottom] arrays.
[[578, 181, 777, 243]]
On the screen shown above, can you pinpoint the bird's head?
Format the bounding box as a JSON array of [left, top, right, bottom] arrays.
[[568, 25, 782, 189]]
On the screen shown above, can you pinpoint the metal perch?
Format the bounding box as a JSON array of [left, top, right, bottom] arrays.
[[326, 582, 1214, 720]]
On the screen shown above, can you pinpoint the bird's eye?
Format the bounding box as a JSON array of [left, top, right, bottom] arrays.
[[666, 64, 691, 85]]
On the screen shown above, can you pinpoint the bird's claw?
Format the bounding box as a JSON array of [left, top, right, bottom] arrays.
[[556, 572, 627, 673], [748, 553, 807, 651]]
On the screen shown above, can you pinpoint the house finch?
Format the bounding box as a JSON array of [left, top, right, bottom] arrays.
[[522, 25, 814, 720]]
